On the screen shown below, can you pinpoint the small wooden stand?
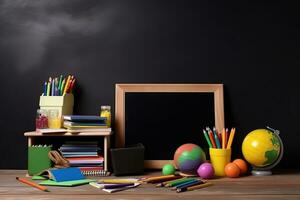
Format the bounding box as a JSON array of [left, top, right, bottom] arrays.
[[24, 130, 112, 171]]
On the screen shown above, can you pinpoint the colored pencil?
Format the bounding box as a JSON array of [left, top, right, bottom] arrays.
[[214, 133, 221, 148], [176, 182, 213, 193], [16, 177, 49, 192], [63, 75, 71, 95], [207, 129, 216, 148], [165, 178, 195, 187], [222, 128, 226, 149], [225, 128, 229, 148], [226, 128, 236, 149], [203, 129, 212, 148], [98, 179, 140, 184], [144, 175, 178, 183], [171, 179, 202, 190], [155, 176, 183, 187]]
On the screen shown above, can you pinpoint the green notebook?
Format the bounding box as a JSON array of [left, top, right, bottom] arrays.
[[28, 145, 52, 175], [39, 179, 95, 186]]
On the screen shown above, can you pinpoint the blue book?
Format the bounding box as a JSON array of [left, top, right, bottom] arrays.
[[48, 167, 85, 182], [63, 115, 106, 122]]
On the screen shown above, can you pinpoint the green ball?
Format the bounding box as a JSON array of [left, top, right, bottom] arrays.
[[162, 164, 175, 175]]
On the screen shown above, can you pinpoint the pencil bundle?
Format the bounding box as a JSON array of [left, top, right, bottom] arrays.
[[42, 74, 76, 96], [203, 127, 236, 149], [143, 174, 213, 193]]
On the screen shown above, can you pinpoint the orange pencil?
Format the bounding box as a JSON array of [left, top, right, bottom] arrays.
[[16, 177, 49, 192], [222, 128, 226, 149], [208, 130, 216, 148]]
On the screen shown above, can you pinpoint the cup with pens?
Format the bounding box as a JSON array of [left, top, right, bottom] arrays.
[[203, 127, 236, 176]]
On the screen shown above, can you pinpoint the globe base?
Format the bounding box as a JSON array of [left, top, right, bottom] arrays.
[[251, 170, 272, 176]]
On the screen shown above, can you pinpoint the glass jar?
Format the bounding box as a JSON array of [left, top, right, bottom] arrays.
[[100, 105, 111, 127], [36, 109, 48, 129], [47, 109, 62, 129]]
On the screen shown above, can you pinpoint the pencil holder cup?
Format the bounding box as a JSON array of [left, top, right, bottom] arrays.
[[209, 148, 231, 176], [39, 93, 74, 117]]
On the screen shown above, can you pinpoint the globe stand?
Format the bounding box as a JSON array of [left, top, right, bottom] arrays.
[[251, 127, 284, 176]]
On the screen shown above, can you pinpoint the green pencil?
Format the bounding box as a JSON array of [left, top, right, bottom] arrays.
[[165, 178, 196, 187], [203, 129, 212, 148]]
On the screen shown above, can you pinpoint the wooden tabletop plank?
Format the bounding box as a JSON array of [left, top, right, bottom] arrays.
[[1, 170, 300, 200]]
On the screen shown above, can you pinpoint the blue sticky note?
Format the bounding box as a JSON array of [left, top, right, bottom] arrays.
[[49, 167, 85, 182]]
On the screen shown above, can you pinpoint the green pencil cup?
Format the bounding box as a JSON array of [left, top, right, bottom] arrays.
[[28, 145, 52, 175]]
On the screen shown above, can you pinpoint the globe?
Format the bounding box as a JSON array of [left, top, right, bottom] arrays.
[[173, 143, 206, 175], [242, 127, 283, 175]]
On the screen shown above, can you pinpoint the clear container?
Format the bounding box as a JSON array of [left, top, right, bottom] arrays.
[[47, 109, 62, 129], [36, 109, 48, 129], [100, 105, 111, 127]]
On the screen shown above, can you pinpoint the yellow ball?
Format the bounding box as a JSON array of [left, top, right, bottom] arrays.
[[242, 129, 280, 167]]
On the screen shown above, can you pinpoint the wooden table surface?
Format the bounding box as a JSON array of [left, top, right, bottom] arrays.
[[0, 170, 300, 200]]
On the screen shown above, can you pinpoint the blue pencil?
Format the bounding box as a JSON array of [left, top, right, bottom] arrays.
[[43, 82, 47, 96], [213, 127, 221, 148]]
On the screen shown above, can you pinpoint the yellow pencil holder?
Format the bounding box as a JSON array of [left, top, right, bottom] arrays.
[[39, 93, 74, 117], [209, 148, 231, 177]]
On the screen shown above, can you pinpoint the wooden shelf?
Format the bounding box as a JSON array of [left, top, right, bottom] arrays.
[[24, 130, 112, 172], [24, 130, 112, 137]]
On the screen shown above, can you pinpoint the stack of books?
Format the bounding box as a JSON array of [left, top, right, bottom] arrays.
[[63, 115, 110, 132], [59, 141, 107, 176]]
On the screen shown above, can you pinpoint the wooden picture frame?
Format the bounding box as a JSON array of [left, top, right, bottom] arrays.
[[115, 84, 224, 169]]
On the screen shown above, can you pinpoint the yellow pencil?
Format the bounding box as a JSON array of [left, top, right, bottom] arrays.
[[144, 175, 177, 183], [226, 128, 235, 149], [98, 179, 139, 184], [222, 128, 226, 149], [63, 75, 71, 95]]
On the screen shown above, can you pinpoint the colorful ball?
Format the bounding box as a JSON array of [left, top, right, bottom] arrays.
[[162, 164, 175, 175], [225, 162, 240, 178], [233, 159, 248, 175], [174, 143, 206, 175], [197, 163, 214, 179]]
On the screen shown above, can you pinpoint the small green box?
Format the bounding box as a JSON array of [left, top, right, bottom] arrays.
[[28, 146, 52, 176]]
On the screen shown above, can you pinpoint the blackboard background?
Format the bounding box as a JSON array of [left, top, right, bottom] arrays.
[[0, 1, 299, 169], [125, 92, 215, 160]]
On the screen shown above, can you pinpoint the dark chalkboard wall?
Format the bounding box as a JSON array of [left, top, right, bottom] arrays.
[[0, 1, 299, 169]]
